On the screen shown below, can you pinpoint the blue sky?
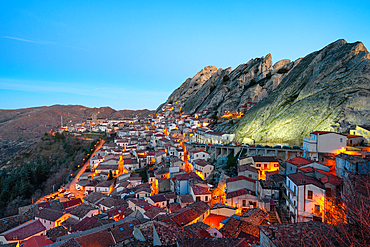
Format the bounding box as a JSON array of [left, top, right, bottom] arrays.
[[1, 1, 369, 110]]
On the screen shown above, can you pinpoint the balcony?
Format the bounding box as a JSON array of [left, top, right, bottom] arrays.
[[283, 192, 296, 208], [283, 183, 297, 198], [303, 138, 317, 144]]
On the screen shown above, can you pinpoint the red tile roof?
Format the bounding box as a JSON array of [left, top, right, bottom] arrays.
[[162, 208, 199, 226], [287, 157, 313, 167], [193, 159, 213, 167], [18, 235, 53, 247], [62, 198, 82, 209], [191, 184, 211, 195], [2, 220, 46, 241], [227, 175, 256, 183], [174, 172, 201, 181], [148, 194, 167, 203], [36, 208, 65, 222], [288, 173, 325, 189], [226, 188, 254, 199], [311, 131, 331, 135]]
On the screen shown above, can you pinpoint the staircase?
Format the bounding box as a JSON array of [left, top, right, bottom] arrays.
[[268, 211, 280, 224], [276, 206, 291, 224]]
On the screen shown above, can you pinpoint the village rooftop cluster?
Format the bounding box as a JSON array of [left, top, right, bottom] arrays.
[[1, 103, 370, 246]]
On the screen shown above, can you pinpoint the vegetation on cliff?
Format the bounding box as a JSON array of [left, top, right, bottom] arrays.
[[0, 133, 98, 217]]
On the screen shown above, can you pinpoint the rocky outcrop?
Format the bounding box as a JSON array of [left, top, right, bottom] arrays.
[[162, 54, 294, 117], [233, 39, 370, 145], [161, 39, 370, 145]]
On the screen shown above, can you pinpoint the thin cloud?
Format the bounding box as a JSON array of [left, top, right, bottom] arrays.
[[0, 36, 88, 51], [1, 36, 49, 44], [0, 78, 170, 99]]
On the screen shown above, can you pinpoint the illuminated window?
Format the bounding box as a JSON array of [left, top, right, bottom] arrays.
[[196, 196, 201, 201], [308, 190, 313, 200], [274, 164, 279, 167], [256, 164, 261, 167], [315, 204, 320, 213]]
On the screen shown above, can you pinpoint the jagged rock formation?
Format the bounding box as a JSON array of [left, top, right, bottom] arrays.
[[161, 53, 295, 117], [161, 39, 370, 145]]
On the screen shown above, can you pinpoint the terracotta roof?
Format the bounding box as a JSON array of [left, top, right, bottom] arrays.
[[241, 208, 269, 225], [96, 180, 115, 188], [259, 221, 341, 246], [287, 157, 313, 166], [106, 205, 133, 218], [238, 164, 258, 173], [37, 208, 65, 222], [288, 173, 325, 190], [98, 197, 125, 208], [227, 175, 256, 183], [144, 206, 166, 219], [193, 159, 213, 167], [1, 219, 46, 241], [191, 184, 211, 195], [162, 208, 199, 226], [19, 235, 53, 247], [46, 226, 68, 242], [320, 175, 341, 186], [174, 172, 202, 181], [226, 188, 254, 199], [186, 201, 210, 215], [148, 194, 167, 203], [61, 217, 80, 229], [75, 229, 115, 247], [219, 217, 259, 238], [110, 219, 141, 243], [68, 204, 96, 219], [178, 194, 194, 203], [62, 198, 82, 209], [169, 202, 182, 213], [177, 238, 248, 247]]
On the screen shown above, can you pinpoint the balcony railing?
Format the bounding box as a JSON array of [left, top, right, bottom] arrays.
[[283, 192, 296, 208], [303, 138, 317, 143], [283, 183, 297, 198]]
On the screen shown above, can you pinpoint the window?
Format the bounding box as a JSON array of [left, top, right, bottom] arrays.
[[308, 190, 313, 200], [274, 164, 279, 167], [294, 186, 296, 195], [205, 196, 208, 201], [256, 163, 261, 167], [196, 196, 201, 201], [326, 188, 332, 197], [242, 200, 246, 207], [315, 204, 320, 213], [203, 154, 205, 157], [248, 174, 252, 178], [340, 138, 343, 142]]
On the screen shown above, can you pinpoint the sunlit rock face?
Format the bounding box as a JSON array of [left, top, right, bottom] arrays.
[[161, 39, 370, 145], [234, 39, 370, 145]]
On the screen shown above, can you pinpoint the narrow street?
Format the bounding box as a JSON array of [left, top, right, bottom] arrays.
[[35, 139, 105, 204], [67, 139, 105, 199]]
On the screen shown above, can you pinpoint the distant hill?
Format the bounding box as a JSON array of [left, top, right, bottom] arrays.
[[160, 39, 370, 145], [0, 105, 152, 163]]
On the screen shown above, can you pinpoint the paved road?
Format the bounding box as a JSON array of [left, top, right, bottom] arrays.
[[67, 139, 105, 199], [35, 139, 105, 204]]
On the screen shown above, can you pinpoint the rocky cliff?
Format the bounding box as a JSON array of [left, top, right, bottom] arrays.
[[161, 39, 370, 145]]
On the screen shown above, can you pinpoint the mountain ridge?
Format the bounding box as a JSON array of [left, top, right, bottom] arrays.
[[160, 39, 370, 145]]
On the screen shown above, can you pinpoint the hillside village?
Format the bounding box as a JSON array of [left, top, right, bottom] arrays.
[[1, 102, 370, 247]]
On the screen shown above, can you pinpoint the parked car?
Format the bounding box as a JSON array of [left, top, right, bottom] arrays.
[[293, 146, 301, 149], [273, 145, 282, 149], [282, 146, 291, 149], [256, 144, 263, 148], [264, 145, 271, 148]]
